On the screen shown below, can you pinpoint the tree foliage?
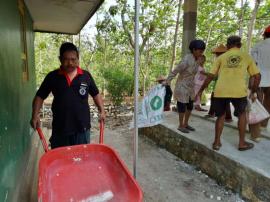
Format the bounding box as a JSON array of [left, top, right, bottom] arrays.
[[34, 0, 270, 100]]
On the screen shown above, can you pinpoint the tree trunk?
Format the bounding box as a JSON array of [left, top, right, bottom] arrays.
[[205, 24, 214, 51], [140, 63, 147, 96], [142, 75, 146, 96], [145, 42, 151, 95], [169, 0, 182, 72], [247, 0, 261, 52], [103, 39, 107, 98], [164, 22, 168, 67], [239, 0, 244, 37]]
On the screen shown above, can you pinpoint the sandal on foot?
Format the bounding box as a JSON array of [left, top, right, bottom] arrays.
[[185, 125, 195, 131], [250, 137, 261, 143], [177, 127, 190, 133], [238, 142, 254, 151], [212, 143, 222, 151]]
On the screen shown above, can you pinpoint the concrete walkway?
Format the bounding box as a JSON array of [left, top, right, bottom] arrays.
[[164, 111, 270, 178], [191, 105, 270, 140], [140, 111, 270, 201]]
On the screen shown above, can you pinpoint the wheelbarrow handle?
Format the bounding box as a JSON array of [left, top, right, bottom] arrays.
[[99, 120, 104, 144], [36, 127, 49, 152], [36, 121, 104, 151]]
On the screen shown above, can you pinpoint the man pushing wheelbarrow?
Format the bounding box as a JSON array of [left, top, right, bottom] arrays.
[[30, 42, 105, 148], [30, 42, 143, 202]]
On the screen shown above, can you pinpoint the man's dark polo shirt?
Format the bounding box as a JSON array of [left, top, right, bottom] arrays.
[[36, 67, 99, 135]]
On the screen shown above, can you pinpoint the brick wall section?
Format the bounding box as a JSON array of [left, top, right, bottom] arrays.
[[140, 125, 270, 201]]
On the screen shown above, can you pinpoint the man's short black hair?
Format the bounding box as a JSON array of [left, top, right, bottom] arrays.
[[59, 42, 79, 58], [189, 39, 206, 52], [227, 36, 242, 47]]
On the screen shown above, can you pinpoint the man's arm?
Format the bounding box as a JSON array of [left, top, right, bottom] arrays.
[[166, 59, 187, 84], [30, 72, 53, 129], [196, 74, 216, 98], [197, 57, 221, 98], [248, 73, 261, 102], [30, 96, 44, 129], [250, 73, 261, 93], [93, 94, 106, 121]]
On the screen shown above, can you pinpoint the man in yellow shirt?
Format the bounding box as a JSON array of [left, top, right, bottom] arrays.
[[197, 36, 261, 151]]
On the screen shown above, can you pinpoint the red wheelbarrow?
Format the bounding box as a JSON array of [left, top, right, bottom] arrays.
[[36, 121, 143, 202]]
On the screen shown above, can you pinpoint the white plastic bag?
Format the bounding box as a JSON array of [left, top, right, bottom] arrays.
[[247, 99, 270, 124], [130, 84, 165, 128]]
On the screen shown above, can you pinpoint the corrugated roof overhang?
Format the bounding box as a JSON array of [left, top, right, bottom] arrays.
[[24, 0, 104, 34]]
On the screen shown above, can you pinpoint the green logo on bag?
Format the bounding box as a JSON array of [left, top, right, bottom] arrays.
[[150, 96, 162, 111]]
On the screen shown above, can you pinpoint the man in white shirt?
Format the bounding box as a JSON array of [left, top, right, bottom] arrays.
[[251, 25, 270, 127]]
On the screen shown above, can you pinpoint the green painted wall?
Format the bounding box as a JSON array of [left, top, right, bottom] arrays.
[[0, 0, 36, 201]]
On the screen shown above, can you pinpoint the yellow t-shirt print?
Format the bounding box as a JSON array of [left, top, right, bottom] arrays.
[[227, 55, 241, 68]]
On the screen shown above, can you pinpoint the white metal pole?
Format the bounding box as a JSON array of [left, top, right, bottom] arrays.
[[134, 0, 140, 178]]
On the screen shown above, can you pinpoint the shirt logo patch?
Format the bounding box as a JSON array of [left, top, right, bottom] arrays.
[[79, 83, 87, 96], [227, 55, 241, 68]]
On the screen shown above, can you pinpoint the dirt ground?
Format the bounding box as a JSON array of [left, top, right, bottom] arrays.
[[89, 116, 245, 202]]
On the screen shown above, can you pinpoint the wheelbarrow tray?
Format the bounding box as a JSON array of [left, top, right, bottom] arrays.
[[38, 143, 143, 202]]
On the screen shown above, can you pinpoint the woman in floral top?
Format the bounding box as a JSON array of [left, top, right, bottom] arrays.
[[166, 40, 206, 133]]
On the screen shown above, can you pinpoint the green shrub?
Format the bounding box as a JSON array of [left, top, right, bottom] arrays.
[[103, 67, 133, 106]]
